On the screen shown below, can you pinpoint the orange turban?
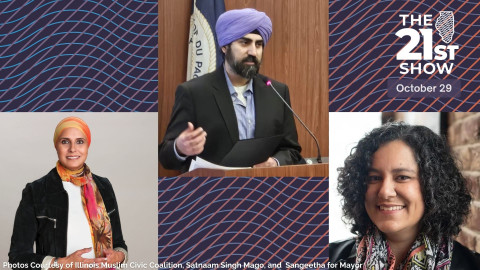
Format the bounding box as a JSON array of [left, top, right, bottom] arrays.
[[53, 117, 91, 146]]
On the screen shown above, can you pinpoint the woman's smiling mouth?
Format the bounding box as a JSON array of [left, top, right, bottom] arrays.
[[378, 205, 406, 211]]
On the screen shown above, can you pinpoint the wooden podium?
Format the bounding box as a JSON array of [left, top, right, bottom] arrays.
[[178, 163, 328, 177]]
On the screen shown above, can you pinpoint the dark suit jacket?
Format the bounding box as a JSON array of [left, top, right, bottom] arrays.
[[159, 68, 303, 171]]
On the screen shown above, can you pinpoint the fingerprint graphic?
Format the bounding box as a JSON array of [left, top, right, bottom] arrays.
[[330, 1, 480, 112], [0, 1, 158, 112], [158, 177, 329, 266], [435, 11, 454, 44]]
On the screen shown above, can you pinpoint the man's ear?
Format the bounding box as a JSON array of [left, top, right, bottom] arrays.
[[221, 45, 227, 54]]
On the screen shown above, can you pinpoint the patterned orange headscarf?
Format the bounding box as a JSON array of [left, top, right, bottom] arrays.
[[54, 117, 112, 257], [53, 116, 91, 147]]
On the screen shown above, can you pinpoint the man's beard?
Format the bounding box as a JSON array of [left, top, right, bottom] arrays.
[[225, 47, 261, 80]]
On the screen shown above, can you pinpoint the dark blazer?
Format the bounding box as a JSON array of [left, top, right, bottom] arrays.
[[159, 68, 303, 171], [329, 238, 480, 269], [8, 168, 127, 270]]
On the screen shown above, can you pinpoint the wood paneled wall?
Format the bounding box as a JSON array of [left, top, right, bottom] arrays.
[[159, 0, 329, 176]]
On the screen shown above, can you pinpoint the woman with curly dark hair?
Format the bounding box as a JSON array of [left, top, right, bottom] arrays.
[[330, 122, 480, 269]]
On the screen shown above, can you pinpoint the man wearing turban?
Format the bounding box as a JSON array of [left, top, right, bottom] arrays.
[[159, 8, 303, 172]]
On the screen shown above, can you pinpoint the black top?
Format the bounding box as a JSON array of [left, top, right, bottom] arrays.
[[329, 239, 480, 270], [8, 168, 127, 270], [329, 238, 480, 270]]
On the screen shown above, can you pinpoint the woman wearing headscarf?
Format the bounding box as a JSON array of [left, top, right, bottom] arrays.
[[8, 117, 127, 270], [330, 122, 480, 269]]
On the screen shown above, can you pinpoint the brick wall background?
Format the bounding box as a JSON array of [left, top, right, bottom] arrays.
[[448, 113, 480, 252]]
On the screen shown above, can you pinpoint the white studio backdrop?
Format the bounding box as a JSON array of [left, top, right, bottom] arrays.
[[330, 112, 382, 242]]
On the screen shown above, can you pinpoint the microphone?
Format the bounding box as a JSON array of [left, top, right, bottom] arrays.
[[261, 76, 322, 163]]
